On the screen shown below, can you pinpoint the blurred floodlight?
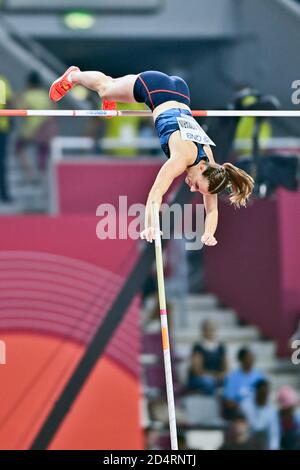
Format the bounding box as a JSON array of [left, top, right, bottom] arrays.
[[64, 11, 95, 30]]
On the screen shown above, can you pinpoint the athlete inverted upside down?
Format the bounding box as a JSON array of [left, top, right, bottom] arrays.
[[50, 67, 254, 246]]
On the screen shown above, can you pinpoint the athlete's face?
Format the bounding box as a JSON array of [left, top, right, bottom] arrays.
[[185, 170, 209, 195]]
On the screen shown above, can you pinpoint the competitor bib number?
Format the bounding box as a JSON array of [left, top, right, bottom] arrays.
[[177, 115, 216, 146]]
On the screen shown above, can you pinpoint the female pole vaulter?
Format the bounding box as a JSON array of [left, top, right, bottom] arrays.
[[50, 67, 254, 246]]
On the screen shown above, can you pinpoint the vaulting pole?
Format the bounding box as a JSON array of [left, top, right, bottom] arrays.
[[152, 202, 178, 451]]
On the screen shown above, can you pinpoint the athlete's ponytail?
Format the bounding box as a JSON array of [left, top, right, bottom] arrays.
[[202, 162, 254, 208]]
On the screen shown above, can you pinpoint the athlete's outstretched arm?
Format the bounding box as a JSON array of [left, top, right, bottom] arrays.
[[202, 145, 218, 247], [141, 157, 186, 242], [202, 194, 218, 246]]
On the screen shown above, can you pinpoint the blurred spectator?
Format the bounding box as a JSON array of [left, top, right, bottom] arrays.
[[210, 86, 273, 164], [187, 320, 227, 395], [0, 73, 13, 202], [84, 90, 106, 154], [241, 379, 280, 450], [16, 71, 57, 183], [104, 102, 149, 157], [233, 87, 272, 157], [277, 386, 300, 450], [223, 347, 265, 419], [219, 411, 258, 450]]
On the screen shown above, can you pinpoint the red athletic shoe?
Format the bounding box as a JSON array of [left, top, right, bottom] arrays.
[[102, 100, 117, 111], [49, 66, 80, 102]]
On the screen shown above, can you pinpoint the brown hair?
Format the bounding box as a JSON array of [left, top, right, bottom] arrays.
[[202, 162, 254, 208]]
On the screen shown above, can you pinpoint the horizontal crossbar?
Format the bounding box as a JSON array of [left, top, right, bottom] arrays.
[[0, 109, 300, 117]]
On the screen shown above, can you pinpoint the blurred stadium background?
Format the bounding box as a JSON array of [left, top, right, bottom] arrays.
[[0, 0, 300, 451]]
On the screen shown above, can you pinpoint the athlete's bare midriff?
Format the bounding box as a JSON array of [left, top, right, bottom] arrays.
[[152, 100, 191, 122]]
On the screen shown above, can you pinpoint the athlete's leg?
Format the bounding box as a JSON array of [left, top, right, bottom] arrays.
[[70, 70, 138, 103]]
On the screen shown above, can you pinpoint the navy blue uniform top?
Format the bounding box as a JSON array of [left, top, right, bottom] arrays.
[[154, 108, 208, 167]]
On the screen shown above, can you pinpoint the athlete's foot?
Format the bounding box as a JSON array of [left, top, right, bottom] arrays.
[[49, 66, 80, 102]]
